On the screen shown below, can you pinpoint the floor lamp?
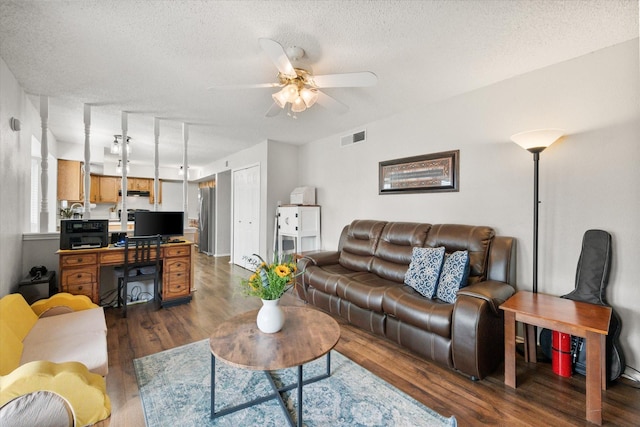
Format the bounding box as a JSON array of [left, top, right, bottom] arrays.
[[511, 129, 564, 294]]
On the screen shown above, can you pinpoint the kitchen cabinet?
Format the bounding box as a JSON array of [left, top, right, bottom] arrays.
[[89, 175, 120, 204], [98, 176, 120, 203], [90, 175, 100, 203], [127, 178, 151, 192], [57, 159, 84, 202]]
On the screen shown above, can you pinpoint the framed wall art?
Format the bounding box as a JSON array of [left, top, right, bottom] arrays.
[[379, 150, 459, 194]]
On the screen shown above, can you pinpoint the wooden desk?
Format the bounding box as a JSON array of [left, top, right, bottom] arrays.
[[500, 291, 611, 425], [57, 241, 193, 307]]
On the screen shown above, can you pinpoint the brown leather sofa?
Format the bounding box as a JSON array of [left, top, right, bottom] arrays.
[[295, 220, 516, 380]]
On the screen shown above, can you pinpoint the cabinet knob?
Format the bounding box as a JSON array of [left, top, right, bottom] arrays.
[[78, 258, 82, 262], [77, 274, 82, 278]]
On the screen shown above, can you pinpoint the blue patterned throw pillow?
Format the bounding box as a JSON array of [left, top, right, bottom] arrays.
[[436, 250, 470, 303], [404, 246, 446, 298]]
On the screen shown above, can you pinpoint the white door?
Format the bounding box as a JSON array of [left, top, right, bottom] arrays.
[[232, 165, 260, 269]]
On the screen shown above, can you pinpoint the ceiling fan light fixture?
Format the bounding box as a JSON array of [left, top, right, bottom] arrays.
[[284, 83, 299, 103], [291, 96, 307, 113], [300, 87, 318, 108], [272, 89, 288, 108]]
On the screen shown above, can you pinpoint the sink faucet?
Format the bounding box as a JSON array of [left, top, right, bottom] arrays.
[[70, 203, 84, 218]]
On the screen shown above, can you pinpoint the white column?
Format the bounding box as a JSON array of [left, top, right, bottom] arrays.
[[120, 112, 128, 231], [39, 95, 49, 233], [83, 104, 91, 218], [154, 118, 160, 211], [182, 123, 189, 228]]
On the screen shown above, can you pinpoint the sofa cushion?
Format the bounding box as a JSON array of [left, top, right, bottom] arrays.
[[336, 274, 402, 312], [303, 263, 368, 296], [370, 222, 431, 283], [338, 220, 387, 272], [382, 286, 454, 338], [20, 331, 108, 377], [436, 251, 471, 303], [404, 246, 445, 298], [20, 308, 108, 376], [426, 224, 494, 283]]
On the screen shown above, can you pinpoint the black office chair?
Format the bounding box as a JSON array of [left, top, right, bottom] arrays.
[[115, 235, 161, 318]]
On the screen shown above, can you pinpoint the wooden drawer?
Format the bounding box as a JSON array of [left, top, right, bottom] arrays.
[[61, 267, 98, 285], [163, 274, 190, 299], [163, 257, 189, 274], [60, 253, 97, 267], [164, 245, 191, 258], [100, 251, 125, 265], [64, 283, 96, 299]]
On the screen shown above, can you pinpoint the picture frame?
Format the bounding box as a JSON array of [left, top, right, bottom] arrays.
[[379, 150, 459, 194]]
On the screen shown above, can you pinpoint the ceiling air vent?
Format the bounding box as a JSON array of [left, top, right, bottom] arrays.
[[341, 130, 366, 147]]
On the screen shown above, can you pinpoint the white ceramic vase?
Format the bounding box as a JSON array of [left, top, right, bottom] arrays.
[[256, 298, 285, 333]]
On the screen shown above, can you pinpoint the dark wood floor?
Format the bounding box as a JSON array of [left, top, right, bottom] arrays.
[[104, 252, 640, 426]]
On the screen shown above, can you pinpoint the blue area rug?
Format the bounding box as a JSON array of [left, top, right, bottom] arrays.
[[134, 339, 457, 427]]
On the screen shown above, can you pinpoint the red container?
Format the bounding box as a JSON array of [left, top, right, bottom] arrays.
[[552, 331, 572, 377]]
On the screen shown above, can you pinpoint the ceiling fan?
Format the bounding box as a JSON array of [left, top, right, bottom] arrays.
[[209, 38, 377, 117]]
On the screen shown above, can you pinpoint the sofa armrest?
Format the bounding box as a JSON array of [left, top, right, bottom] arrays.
[[451, 280, 515, 379], [0, 360, 111, 426], [298, 250, 341, 268], [30, 293, 97, 317], [457, 280, 515, 316]]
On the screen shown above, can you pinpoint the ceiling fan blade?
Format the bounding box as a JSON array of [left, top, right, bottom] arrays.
[[207, 82, 280, 90], [312, 71, 377, 88], [315, 91, 349, 114], [259, 38, 296, 79], [265, 102, 283, 117]]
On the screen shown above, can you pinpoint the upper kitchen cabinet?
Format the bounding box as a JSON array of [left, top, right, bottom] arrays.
[[91, 175, 120, 204], [127, 178, 151, 192], [57, 159, 84, 202]]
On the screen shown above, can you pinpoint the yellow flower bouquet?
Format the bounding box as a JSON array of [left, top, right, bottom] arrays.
[[240, 254, 300, 300]]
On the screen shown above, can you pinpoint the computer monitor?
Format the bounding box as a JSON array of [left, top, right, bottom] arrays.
[[134, 211, 184, 240]]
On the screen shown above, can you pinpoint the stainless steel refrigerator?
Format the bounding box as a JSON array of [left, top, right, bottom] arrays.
[[198, 187, 215, 255]]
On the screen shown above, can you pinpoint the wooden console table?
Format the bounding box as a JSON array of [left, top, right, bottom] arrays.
[[57, 241, 193, 307], [500, 291, 611, 425]]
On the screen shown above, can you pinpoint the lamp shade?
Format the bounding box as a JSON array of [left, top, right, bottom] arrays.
[[511, 129, 564, 152]]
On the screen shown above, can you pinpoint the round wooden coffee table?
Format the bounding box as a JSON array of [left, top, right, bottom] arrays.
[[209, 306, 340, 427]]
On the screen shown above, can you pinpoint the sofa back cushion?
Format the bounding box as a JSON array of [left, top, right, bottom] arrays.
[[371, 222, 432, 283], [425, 224, 495, 284], [0, 294, 38, 342], [339, 220, 387, 272]]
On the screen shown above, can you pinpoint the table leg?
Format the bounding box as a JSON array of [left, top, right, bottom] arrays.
[[504, 311, 516, 388], [524, 324, 537, 363], [297, 365, 303, 427], [585, 331, 605, 425], [210, 355, 216, 418]]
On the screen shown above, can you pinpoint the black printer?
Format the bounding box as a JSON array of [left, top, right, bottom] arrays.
[[60, 219, 109, 250]]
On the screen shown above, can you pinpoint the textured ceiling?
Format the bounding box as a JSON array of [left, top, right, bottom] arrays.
[[0, 0, 637, 172]]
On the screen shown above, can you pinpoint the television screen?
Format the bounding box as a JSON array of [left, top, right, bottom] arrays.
[[134, 211, 184, 238]]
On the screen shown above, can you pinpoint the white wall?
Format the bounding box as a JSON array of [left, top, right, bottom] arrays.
[[266, 140, 299, 259], [215, 170, 232, 256], [0, 57, 59, 295], [298, 40, 640, 374]]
